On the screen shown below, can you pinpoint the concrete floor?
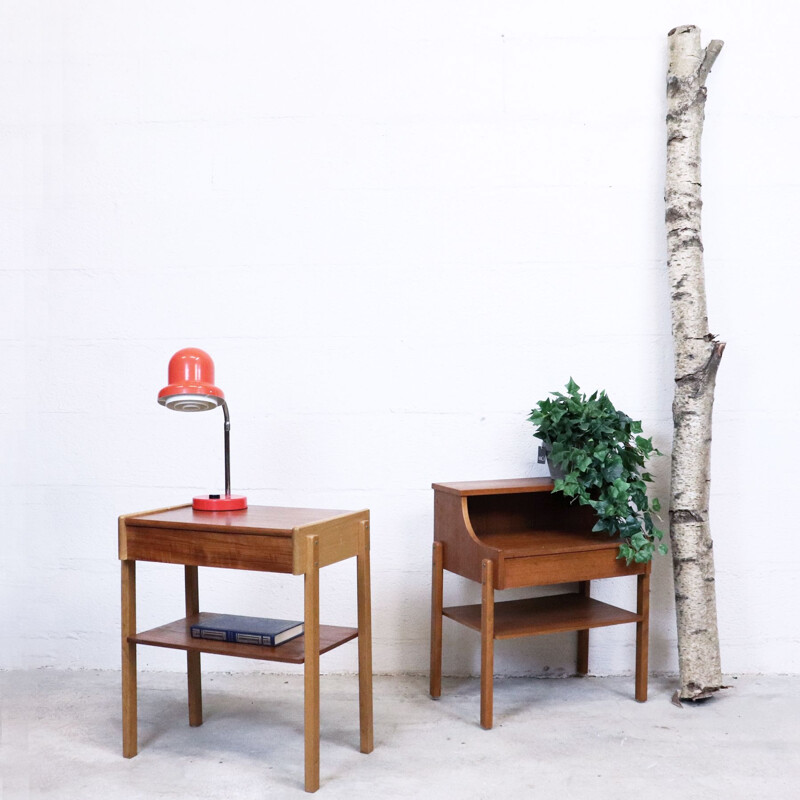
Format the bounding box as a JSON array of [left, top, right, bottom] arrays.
[[0, 670, 797, 799]]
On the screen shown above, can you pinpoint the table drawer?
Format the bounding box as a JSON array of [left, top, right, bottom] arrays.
[[500, 547, 642, 589], [123, 526, 294, 572]]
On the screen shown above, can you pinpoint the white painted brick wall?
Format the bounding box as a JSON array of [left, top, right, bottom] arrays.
[[2, 1, 798, 676]]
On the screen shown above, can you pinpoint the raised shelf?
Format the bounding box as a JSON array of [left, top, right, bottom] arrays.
[[477, 529, 620, 556], [131, 614, 358, 665], [443, 594, 640, 640]]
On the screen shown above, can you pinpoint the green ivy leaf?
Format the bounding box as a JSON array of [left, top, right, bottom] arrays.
[[602, 458, 623, 482], [635, 435, 653, 452]]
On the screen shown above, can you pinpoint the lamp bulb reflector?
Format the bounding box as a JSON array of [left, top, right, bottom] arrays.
[[160, 394, 221, 412]]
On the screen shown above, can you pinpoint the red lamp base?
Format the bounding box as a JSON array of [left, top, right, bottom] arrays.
[[193, 494, 248, 511]]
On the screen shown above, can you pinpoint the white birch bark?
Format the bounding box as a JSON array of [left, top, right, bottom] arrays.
[[665, 25, 725, 701]]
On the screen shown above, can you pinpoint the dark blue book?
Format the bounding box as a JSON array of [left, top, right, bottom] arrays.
[[190, 613, 304, 647]]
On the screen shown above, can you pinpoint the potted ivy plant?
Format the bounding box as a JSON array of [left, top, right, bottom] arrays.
[[527, 378, 667, 564]]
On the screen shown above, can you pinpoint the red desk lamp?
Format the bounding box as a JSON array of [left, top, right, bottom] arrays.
[[158, 347, 247, 511]]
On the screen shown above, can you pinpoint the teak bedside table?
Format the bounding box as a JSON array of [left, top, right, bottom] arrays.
[[119, 504, 373, 793], [430, 479, 650, 729]]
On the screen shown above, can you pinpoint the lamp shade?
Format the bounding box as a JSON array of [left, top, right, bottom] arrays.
[[158, 347, 225, 412]]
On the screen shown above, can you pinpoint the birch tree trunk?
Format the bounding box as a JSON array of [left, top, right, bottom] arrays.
[[665, 25, 725, 701]]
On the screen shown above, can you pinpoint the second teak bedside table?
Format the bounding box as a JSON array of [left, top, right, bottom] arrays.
[[430, 479, 650, 729]]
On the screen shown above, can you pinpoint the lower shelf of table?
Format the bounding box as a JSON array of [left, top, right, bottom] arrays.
[[443, 593, 640, 639], [130, 615, 358, 664]]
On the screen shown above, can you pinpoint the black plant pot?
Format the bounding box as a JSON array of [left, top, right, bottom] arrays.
[[541, 443, 566, 480]]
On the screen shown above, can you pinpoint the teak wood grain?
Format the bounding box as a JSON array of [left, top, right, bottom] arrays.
[[130, 616, 358, 663], [356, 520, 374, 755], [304, 534, 321, 792], [501, 547, 639, 588], [430, 479, 651, 729], [184, 566, 202, 726], [125, 505, 355, 536], [124, 527, 295, 572], [443, 594, 641, 638], [429, 541, 444, 700], [431, 478, 555, 496]]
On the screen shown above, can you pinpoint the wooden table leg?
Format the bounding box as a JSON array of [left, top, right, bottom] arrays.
[[185, 565, 203, 726], [480, 559, 494, 730], [304, 535, 321, 792], [576, 580, 590, 675], [121, 559, 137, 758], [357, 520, 374, 754], [635, 570, 650, 702], [430, 541, 444, 699]]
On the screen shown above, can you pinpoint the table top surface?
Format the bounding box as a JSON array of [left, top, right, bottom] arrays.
[[432, 478, 555, 496], [123, 504, 365, 537]]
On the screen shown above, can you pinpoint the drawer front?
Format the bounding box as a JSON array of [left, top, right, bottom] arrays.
[[123, 526, 294, 572], [500, 547, 642, 589]]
